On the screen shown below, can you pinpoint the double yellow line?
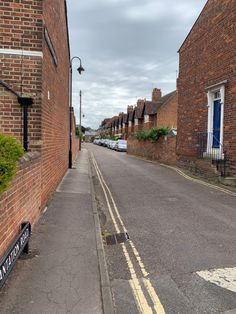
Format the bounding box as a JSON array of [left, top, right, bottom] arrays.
[[162, 164, 236, 197], [91, 153, 165, 314]]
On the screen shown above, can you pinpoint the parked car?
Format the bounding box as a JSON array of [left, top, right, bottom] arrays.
[[109, 140, 118, 150], [115, 140, 127, 152], [93, 139, 100, 145], [104, 139, 110, 147], [99, 139, 105, 146]]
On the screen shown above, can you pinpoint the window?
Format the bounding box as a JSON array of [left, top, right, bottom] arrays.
[[44, 26, 58, 66], [135, 118, 139, 126], [214, 91, 221, 99], [144, 115, 149, 123]]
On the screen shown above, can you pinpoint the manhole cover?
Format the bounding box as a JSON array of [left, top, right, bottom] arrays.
[[103, 232, 129, 245]]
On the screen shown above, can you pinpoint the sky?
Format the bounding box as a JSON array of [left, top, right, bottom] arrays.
[[67, 0, 207, 129]]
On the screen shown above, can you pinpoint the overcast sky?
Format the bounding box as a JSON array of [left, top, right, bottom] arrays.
[[67, 0, 207, 129]]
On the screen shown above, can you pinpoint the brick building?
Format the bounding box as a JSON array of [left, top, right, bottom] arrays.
[[156, 91, 177, 129], [177, 0, 236, 178], [100, 87, 178, 139], [135, 89, 178, 132], [134, 100, 145, 132], [0, 1, 78, 259]]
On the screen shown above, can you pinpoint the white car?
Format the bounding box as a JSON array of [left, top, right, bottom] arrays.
[[115, 140, 127, 152], [109, 140, 118, 149]]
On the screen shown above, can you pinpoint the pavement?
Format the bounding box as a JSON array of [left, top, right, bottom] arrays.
[[0, 148, 114, 314]]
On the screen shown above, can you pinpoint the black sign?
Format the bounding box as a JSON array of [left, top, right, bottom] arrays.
[[0, 222, 31, 288]]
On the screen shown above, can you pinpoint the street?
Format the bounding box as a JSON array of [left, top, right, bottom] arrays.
[[88, 143, 236, 314]]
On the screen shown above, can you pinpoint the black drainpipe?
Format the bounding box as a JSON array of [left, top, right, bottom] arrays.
[[0, 80, 33, 151], [17, 97, 33, 151]]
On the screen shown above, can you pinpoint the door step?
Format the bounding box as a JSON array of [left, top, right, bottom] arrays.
[[219, 177, 236, 187]]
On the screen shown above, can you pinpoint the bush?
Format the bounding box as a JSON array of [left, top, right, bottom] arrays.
[[0, 134, 24, 194], [135, 129, 150, 141], [135, 127, 170, 143]]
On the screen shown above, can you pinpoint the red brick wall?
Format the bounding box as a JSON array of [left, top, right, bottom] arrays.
[[128, 125, 134, 136], [0, 1, 71, 258], [157, 93, 178, 129], [0, 153, 41, 259], [40, 0, 70, 206], [0, 0, 43, 150], [128, 137, 177, 165], [143, 120, 153, 130], [177, 0, 236, 169], [0, 0, 43, 51]]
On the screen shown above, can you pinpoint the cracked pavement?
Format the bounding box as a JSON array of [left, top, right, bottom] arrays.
[[0, 149, 103, 314]]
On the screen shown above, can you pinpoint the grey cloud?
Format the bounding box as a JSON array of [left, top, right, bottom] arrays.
[[67, 0, 207, 129]]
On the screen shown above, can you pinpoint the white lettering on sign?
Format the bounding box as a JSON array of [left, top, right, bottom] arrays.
[[0, 225, 30, 287]]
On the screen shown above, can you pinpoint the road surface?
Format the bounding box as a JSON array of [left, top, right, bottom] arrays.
[[88, 143, 236, 314]]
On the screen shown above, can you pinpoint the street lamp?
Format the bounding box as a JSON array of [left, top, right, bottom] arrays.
[[69, 56, 85, 169], [79, 90, 82, 150]]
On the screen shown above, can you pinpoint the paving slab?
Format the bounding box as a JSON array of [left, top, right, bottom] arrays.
[[0, 148, 109, 314]]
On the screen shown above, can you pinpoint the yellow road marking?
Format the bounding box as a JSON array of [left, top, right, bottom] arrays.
[[91, 153, 165, 314], [91, 156, 153, 313], [161, 164, 236, 197], [129, 155, 236, 197]]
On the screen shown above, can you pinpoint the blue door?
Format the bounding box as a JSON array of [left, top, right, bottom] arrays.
[[212, 99, 221, 148]]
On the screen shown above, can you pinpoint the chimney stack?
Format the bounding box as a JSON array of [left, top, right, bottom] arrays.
[[137, 99, 145, 108], [152, 88, 162, 102], [127, 105, 133, 113]]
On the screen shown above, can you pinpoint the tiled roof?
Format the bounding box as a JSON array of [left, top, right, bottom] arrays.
[[123, 114, 128, 124], [135, 103, 145, 119], [118, 113, 123, 124], [128, 109, 135, 121]]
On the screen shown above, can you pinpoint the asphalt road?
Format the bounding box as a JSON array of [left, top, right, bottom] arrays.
[[87, 143, 236, 314]]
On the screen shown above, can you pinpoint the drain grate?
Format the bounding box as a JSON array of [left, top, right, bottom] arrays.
[[103, 232, 129, 246]]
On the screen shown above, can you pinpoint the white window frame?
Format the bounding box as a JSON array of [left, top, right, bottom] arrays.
[[128, 121, 132, 127], [134, 118, 139, 126], [123, 123, 126, 129], [144, 114, 149, 123], [206, 81, 226, 157]]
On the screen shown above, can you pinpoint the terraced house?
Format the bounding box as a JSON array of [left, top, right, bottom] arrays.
[[100, 87, 178, 140], [177, 0, 236, 184], [0, 1, 78, 262]]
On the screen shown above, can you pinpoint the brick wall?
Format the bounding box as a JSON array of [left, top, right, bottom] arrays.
[[177, 0, 236, 173], [0, 0, 43, 150], [40, 0, 70, 206], [157, 92, 178, 129], [0, 1, 72, 258], [0, 153, 41, 259], [128, 136, 177, 165]]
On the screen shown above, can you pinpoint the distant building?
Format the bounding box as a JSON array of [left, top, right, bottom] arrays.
[[84, 130, 98, 142]]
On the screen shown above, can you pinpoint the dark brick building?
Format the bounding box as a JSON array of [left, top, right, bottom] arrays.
[[177, 0, 236, 177]]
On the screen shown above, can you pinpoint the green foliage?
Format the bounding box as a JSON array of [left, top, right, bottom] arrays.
[[75, 126, 81, 137], [0, 134, 24, 194], [135, 130, 150, 141], [135, 127, 170, 143]]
